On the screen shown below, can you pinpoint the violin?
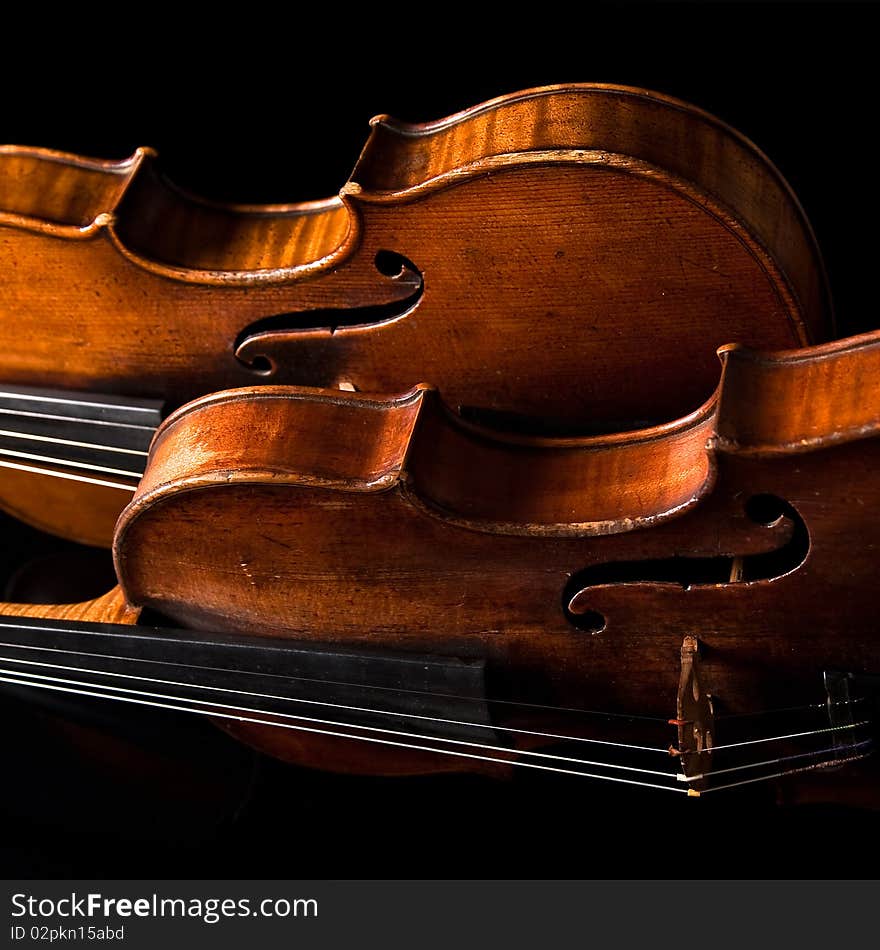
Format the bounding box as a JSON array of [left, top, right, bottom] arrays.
[[1, 328, 877, 796], [0, 84, 831, 547]]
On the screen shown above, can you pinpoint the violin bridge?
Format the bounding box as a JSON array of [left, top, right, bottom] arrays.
[[822, 670, 875, 766], [669, 635, 715, 796]]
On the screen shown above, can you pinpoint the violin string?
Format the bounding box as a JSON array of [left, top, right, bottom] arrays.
[[0, 656, 674, 756], [0, 671, 690, 792], [2, 669, 869, 795], [0, 635, 672, 725], [0, 406, 156, 432], [0, 634, 861, 733], [1, 655, 870, 776], [0, 447, 144, 479], [680, 739, 874, 781], [0, 392, 158, 415], [0, 459, 138, 491], [713, 697, 867, 719], [0, 400, 869, 748], [0, 427, 149, 457], [0, 636, 855, 737], [0, 392, 154, 485], [706, 721, 871, 752], [0, 411, 864, 731], [0, 407, 867, 730], [0, 397, 872, 794], [698, 752, 875, 794], [4, 668, 866, 792]]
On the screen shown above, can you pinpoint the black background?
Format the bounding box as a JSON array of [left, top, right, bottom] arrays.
[[2, 2, 880, 879]]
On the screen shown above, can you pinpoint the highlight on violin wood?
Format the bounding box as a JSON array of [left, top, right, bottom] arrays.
[[9, 332, 878, 790]]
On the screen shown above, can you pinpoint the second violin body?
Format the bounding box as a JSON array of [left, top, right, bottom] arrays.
[[0, 84, 831, 545], [0, 330, 877, 795], [108, 332, 880, 754]]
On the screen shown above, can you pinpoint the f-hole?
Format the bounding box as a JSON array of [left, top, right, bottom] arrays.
[[234, 250, 424, 375], [563, 494, 810, 632]]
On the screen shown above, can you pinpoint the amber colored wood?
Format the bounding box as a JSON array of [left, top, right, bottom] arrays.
[[0, 85, 832, 543], [146, 386, 426, 492], [0, 467, 133, 548], [0, 147, 150, 234], [716, 330, 880, 452], [111, 440, 874, 767], [137, 384, 718, 537], [0, 586, 137, 624], [354, 84, 830, 339]]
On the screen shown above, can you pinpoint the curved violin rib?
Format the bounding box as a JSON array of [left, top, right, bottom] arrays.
[[716, 330, 880, 453], [125, 383, 718, 536], [0, 144, 353, 274]]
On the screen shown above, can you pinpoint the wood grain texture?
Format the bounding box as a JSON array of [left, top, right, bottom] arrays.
[[130, 383, 718, 536], [354, 83, 831, 343], [0, 467, 133, 548], [6, 332, 878, 780], [716, 330, 880, 452], [0, 586, 137, 624]]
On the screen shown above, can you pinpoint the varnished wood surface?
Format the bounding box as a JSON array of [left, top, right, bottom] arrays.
[[0, 586, 137, 624], [149, 385, 426, 491], [0, 146, 149, 235], [354, 83, 831, 343], [133, 383, 717, 536], [3, 331, 878, 778], [116, 160, 352, 273], [0, 86, 870, 784], [0, 468, 133, 548], [716, 330, 880, 452]]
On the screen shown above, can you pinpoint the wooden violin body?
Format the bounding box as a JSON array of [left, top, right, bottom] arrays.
[[0, 329, 878, 792], [0, 85, 831, 546], [112, 331, 880, 722]]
